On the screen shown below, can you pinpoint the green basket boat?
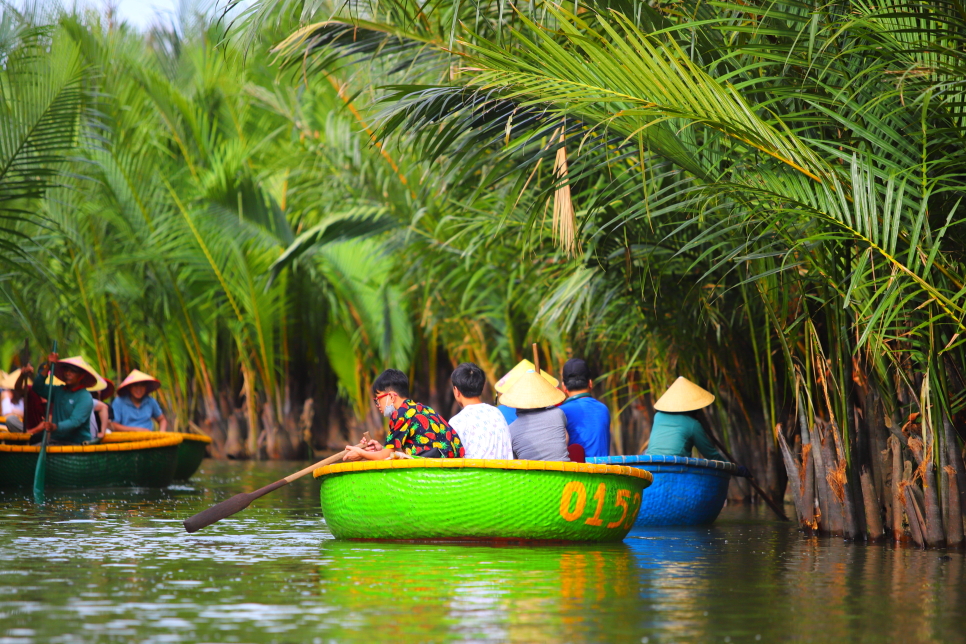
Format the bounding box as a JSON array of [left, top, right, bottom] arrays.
[[102, 431, 212, 480], [313, 459, 653, 543], [0, 433, 182, 489]]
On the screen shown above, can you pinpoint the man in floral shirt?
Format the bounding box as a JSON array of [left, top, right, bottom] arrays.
[[343, 369, 465, 461]]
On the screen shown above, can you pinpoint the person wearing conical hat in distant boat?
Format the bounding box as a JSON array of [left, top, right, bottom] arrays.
[[645, 377, 723, 460], [494, 359, 560, 425], [111, 370, 168, 432], [4, 366, 54, 433], [1, 369, 26, 431], [28, 353, 97, 445], [503, 367, 570, 462], [559, 358, 611, 458]]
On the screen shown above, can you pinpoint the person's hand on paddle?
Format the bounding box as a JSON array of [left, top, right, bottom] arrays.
[[27, 421, 56, 436], [358, 437, 382, 452], [343, 445, 366, 461], [39, 353, 58, 377]]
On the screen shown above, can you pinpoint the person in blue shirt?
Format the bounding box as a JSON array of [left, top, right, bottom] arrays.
[[559, 358, 611, 458], [110, 370, 168, 432]]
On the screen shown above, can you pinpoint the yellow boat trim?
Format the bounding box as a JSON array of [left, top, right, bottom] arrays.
[[180, 433, 212, 444], [103, 431, 211, 444], [313, 458, 653, 481], [0, 433, 183, 454], [102, 432, 156, 443], [0, 432, 30, 442]]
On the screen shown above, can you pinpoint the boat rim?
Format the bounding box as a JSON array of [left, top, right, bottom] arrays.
[[313, 458, 654, 481], [588, 454, 738, 473], [0, 433, 183, 454], [101, 431, 212, 444]]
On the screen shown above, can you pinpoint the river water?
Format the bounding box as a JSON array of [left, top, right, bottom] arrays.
[[0, 460, 963, 643]]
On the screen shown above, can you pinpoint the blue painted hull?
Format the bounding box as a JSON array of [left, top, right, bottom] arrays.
[[587, 455, 736, 526]]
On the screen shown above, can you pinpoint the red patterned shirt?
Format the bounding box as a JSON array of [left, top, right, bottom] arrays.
[[385, 400, 465, 458]]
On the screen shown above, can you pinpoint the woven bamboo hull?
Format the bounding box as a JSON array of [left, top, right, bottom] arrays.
[[101, 431, 211, 481], [588, 455, 736, 526], [174, 436, 209, 480], [313, 459, 652, 542], [0, 435, 181, 489]]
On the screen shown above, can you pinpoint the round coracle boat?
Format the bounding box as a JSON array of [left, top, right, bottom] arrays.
[[313, 459, 653, 543], [0, 433, 183, 489], [102, 431, 211, 480], [587, 455, 737, 527]]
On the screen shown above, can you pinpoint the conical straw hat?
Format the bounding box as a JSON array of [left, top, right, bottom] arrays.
[[117, 369, 160, 396], [499, 370, 566, 410], [2, 368, 64, 389], [653, 377, 715, 413], [495, 359, 558, 394], [88, 375, 115, 399], [0, 369, 18, 390], [52, 357, 100, 389]]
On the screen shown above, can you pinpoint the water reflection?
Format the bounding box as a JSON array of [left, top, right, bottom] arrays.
[[0, 461, 963, 644], [315, 541, 639, 643]]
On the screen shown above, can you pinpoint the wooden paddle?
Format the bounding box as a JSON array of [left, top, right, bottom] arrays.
[[183, 450, 349, 533], [33, 340, 57, 504], [704, 428, 790, 522]]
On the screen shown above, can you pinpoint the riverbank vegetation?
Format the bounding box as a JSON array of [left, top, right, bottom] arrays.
[[3, 0, 966, 544]]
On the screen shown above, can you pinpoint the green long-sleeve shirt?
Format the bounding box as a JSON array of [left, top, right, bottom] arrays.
[[33, 373, 93, 445], [646, 411, 723, 460]]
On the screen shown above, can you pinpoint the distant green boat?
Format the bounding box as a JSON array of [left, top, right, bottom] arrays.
[[0, 434, 182, 489], [313, 459, 653, 542], [102, 431, 212, 480]]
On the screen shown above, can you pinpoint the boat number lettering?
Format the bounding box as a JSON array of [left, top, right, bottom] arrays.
[[606, 489, 631, 528], [559, 482, 635, 528], [559, 481, 587, 521]]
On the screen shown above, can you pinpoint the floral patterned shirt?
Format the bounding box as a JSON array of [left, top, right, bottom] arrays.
[[386, 400, 465, 458]]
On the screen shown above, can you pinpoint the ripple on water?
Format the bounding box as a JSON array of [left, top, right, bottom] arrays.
[[1, 461, 964, 644]]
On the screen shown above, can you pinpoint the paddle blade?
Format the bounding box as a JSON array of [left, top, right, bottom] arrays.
[[183, 479, 288, 533], [183, 493, 254, 533]]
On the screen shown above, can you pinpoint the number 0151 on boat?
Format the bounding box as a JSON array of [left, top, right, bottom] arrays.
[[313, 459, 652, 543]]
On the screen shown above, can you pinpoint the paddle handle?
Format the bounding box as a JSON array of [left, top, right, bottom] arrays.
[[33, 341, 57, 504], [284, 450, 347, 483], [43, 340, 58, 423], [183, 450, 347, 533], [705, 429, 790, 522]]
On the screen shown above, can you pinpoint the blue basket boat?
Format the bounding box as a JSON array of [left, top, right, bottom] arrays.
[[586, 455, 738, 527]]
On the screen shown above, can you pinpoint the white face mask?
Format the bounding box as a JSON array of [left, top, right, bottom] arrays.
[[382, 400, 396, 418]]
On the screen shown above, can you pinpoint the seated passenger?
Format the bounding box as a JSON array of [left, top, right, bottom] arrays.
[[559, 358, 611, 458], [1, 369, 26, 431], [88, 377, 114, 440], [645, 377, 723, 460], [344, 369, 465, 461], [503, 368, 569, 461], [111, 370, 168, 432], [494, 359, 559, 425], [448, 362, 512, 460], [28, 354, 97, 445]]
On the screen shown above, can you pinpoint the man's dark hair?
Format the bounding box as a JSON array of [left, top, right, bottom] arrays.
[[562, 358, 592, 391], [451, 362, 486, 398], [372, 369, 410, 398]]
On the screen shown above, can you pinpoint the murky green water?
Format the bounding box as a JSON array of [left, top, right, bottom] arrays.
[[0, 461, 964, 643]]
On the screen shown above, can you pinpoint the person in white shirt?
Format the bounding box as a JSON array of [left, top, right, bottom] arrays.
[[448, 362, 513, 460]]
